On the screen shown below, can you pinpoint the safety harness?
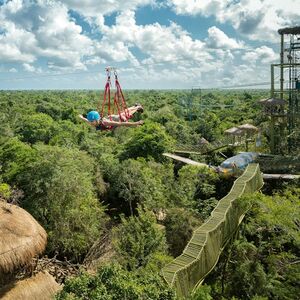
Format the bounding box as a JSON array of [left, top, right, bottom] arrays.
[[98, 67, 131, 130]]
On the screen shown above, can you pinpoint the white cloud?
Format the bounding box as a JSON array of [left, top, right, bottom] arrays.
[[64, 0, 155, 16], [9, 68, 18, 73], [22, 63, 42, 73], [0, 21, 37, 63], [242, 46, 278, 64], [168, 0, 227, 17], [95, 10, 213, 68], [0, 0, 93, 69], [23, 63, 35, 72], [0, 0, 288, 89], [168, 0, 300, 41], [205, 26, 244, 49]]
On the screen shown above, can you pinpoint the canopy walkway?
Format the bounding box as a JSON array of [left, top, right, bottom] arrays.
[[161, 164, 263, 298]]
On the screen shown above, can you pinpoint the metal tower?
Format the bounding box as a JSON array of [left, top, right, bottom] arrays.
[[270, 26, 300, 153]]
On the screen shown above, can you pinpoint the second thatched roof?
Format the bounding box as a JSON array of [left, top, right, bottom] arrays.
[[259, 98, 286, 106], [0, 202, 47, 274], [224, 127, 243, 136], [238, 123, 258, 133], [0, 271, 61, 300]]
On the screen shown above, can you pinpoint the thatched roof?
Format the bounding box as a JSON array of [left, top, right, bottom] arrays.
[[238, 123, 258, 132], [278, 26, 300, 35], [0, 271, 61, 300], [224, 127, 243, 136], [0, 202, 47, 274], [259, 98, 286, 106]]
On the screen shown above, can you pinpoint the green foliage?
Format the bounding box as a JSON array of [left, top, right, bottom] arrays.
[[164, 208, 201, 256], [121, 121, 175, 161], [17, 145, 107, 260], [49, 120, 87, 148], [243, 91, 253, 100], [150, 105, 177, 125], [0, 137, 36, 182], [174, 165, 202, 207], [208, 187, 300, 300], [56, 263, 176, 300], [165, 119, 200, 145], [190, 285, 213, 300], [1, 90, 298, 299], [0, 183, 11, 199], [194, 112, 221, 141], [225, 241, 267, 299], [173, 165, 219, 215], [196, 197, 219, 221], [17, 113, 57, 144], [114, 208, 167, 270], [246, 189, 300, 247], [114, 158, 172, 214]]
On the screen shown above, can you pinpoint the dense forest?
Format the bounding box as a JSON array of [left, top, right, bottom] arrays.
[[0, 89, 299, 299]]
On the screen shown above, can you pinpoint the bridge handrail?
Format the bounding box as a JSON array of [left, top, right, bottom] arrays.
[[161, 163, 263, 298]]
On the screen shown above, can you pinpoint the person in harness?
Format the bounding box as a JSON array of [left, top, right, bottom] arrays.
[[79, 104, 144, 130]]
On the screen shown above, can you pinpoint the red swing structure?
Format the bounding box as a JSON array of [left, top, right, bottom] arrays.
[[98, 67, 131, 129]]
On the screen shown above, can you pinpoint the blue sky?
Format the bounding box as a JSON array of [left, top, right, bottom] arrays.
[[0, 0, 299, 89]]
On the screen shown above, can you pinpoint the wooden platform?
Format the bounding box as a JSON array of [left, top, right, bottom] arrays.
[[163, 153, 209, 167]]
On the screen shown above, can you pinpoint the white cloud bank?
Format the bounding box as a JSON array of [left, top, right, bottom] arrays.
[[242, 46, 277, 64], [0, 0, 93, 69], [64, 0, 155, 16], [205, 26, 244, 49], [0, 0, 298, 88], [168, 0, 300, 41]]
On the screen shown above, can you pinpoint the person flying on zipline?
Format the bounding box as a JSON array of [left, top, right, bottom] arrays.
[[80, 67, 144, 130], [79, 104, 144, 130]]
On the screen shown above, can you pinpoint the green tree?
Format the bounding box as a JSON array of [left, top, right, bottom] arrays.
[[195, 112, 221, 141], [56, 263, 176, 300], [49, 119, 87, 148], [0, 137, 35, 182], [112, 158, 171, 215], [173, 165, 203, 208], [0, 183, 11, 200], [189, 285, 213, 300], [121, 121, 175, 162], [225, 241, 267, 299], [17, 145, 107, 261], [173, 165, 219, 216], [114, 208, 167, 270], [164, 208, 201, 256], [17, 113, 57, 144], [209, 189, 300, 300]]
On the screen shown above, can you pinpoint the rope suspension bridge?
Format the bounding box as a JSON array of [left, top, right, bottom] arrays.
[[161, 164, 264, 298]]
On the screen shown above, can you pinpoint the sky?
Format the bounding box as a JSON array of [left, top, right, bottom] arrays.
[[0, 0, 299, 90]]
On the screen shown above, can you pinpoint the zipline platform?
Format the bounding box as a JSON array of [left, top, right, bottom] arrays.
[[163, 153, 209, 167]]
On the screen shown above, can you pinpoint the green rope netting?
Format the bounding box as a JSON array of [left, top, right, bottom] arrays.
[[162, 164, 264, 298]]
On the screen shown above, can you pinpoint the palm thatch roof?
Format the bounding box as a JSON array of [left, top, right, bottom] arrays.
[[224, 127, 243, 136], [0, 202, 47, 274], [259, 98, 286, 106], [0, 271, 61, 300], [278, 26, 300, 35], [238, 123, 258, 133]]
